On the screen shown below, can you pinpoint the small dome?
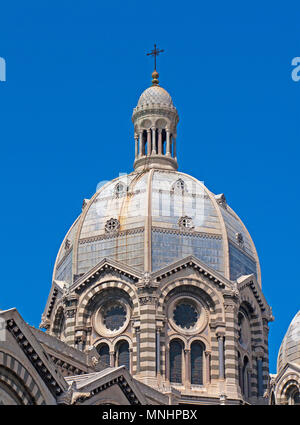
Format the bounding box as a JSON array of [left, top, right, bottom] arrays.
[[277, 311, 300, 372], [137, 85, 173, 107]]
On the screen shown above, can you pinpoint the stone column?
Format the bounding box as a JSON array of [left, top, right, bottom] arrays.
[[156, 328, 161, 375], [129, 347, 133, 374], [152, 128, 156, 155], [158, 129, 162, 155], [166, 129, 171, 156], [134, 134, 139, 159], [173, 135, 177, 159], [205, 350, 211, 384], [110, 350, 115, 367], [147, 129, 151, 155], [218, 334, 225, 380], [165, 345, 170, 384], [184, 348, 191, 388], [139, 131, 143, 157], [136, 327, 141, 374]]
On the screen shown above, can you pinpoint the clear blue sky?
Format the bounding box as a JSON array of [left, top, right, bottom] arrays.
[[0, 1, 299, 373]]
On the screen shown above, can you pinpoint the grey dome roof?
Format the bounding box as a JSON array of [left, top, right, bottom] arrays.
[[53, 170, 261, 287], [137, 86, 173, 107], [277, 311, 300, 373]]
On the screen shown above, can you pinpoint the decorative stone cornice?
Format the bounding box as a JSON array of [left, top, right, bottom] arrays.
[[78, 227, 144, 245], [46, 287, 58, 318], [72, 258, 141, 294], [152, 226, 222, 239], [6, 319, 65, 397], [153, 256, 228, 289], [132, 105, 178, 124], [61, 374, 142, 405], [49, 355, 85, 375], [237, 275, 273, 319], [139, 296, 158, 306]]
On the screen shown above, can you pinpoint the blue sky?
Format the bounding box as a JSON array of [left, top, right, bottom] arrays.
[[0, 1, 299, 373]]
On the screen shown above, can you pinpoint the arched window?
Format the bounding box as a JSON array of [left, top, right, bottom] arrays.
[[116, 341, 130, 370], [238, 352, 243, 393], [97, 343, 110, 367], [242, 356, 250, 399], [293, 391, 300, 405], [271, 392, 276, 405], [191, 341, 205, 385], [286, 385, 300, 405], [169, 340, 183, 384]]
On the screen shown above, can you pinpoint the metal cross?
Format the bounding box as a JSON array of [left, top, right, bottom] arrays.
[[146, 44, 164, 70]]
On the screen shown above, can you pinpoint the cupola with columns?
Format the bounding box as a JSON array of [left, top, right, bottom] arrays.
[[132, 51, 179, 172]]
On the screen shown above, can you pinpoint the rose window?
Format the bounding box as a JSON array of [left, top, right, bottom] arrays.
[[178, 216, 194, 230], [103, 305, 126, 331], [173, 303, 198, 329], [105, 218, 120, 233]]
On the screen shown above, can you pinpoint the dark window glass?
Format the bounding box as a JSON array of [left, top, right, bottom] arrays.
[[173, 303, 198, 329], [104, 305, 126, 331], [170, 340, 183, 383], [117, 341, 130, 370], [97, 344, 110, 367], [191, 342, 204, 385], [294, 392, 300, 405]]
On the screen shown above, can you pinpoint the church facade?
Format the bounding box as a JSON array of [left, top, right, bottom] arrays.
[[0, 64, 298, 405]]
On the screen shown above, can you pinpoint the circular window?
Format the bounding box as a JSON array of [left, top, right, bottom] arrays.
[[173, 303, 198, 329], [168, 295, 208, 335], [93, 295, 131, 338], [105, 218, 120, 233], [103, 305, 126, 331], [178, 216, 194, 230]]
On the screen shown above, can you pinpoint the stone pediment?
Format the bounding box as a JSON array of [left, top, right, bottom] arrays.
[[0, 308, 68, 399], [41, 280, 66, 326], [237, 274, 273, 319], [63, 366, 147, 405], [151, 255, 233, 290], [71, 258, 142, 294]]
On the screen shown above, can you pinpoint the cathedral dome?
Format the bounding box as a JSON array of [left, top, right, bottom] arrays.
[[277, 311, 300, 373], [52, 66, 261, 290], [137, 85, 173, 107], [53, 169, 261, 287]]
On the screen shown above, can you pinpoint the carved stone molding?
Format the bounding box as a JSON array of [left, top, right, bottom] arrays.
[[39, 315, 50, 330], [65, 309, 76, 319], [139, 296, 158, 306], [137, 272, 158, 290]]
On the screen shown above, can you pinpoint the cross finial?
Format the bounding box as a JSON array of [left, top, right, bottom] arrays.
[[146, 44, 164, 85]]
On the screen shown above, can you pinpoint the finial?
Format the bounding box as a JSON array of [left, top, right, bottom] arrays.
[[146, 44, 164, 86], [152, 70, 159, 86]]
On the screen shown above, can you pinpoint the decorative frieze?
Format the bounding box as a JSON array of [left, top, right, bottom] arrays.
[[139, 296, 158, 306]]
